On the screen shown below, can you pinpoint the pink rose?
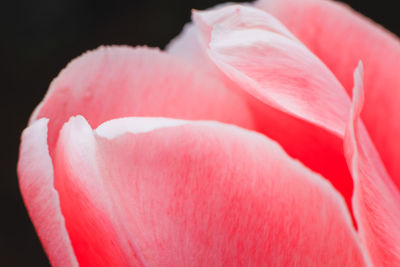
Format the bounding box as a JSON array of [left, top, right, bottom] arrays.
[[18, 0, 400, 266]]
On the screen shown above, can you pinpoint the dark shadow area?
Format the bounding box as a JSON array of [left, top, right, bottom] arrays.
[[2, 0, 399, 265]]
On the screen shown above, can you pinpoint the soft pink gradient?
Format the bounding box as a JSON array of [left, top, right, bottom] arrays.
[[31, 46, 254, 156], [256, 0, 400, 190], [345, 63, 400, 266], [20, 116, 368, 266], [189, 3, 359, 212], [18, 119, 78, 267], [18, 0, 400, 266]]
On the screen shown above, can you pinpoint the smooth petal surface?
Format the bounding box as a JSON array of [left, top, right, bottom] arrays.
[[345, 63, 400, 266], [167, 23, 210, 68], [31, 46, 254, 155], [17, 118, 78, 267], [169, 4, 355, 212], [193, 4, 351, 137], [257, 0, 400, 188], [53, 115, 368, 266]]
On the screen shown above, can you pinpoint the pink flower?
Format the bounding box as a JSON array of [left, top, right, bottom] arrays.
[[17, 0, 400, 266]]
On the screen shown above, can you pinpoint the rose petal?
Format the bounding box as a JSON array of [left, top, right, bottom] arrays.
[[17, 118, 78, 267], [179, 4, 354, 213], [257, 0, 400, 189], [193, 4, 351, 136], [31, 46, 254, 155], [166, 23, 209, 67], [53, 115, 368, 266], [345, 62, 400, 266]]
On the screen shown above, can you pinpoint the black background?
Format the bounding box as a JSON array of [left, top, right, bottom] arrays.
[[2, 0, 399, 266]]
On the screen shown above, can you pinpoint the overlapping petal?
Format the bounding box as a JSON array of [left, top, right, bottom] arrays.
[[170, 4, 355, 212], [31, 46, 254, 155], [193, 4, 351, 136], [345, 63, 400, 266], [18, 2, 400, 266], [257, 0, 400, 188], [17, 119, 78, 267], [50, 116, 367, 266]]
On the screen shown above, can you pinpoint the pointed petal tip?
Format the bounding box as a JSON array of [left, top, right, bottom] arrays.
[[352, 61, 365, 115]]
